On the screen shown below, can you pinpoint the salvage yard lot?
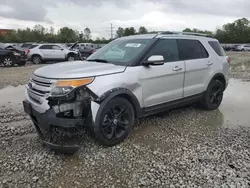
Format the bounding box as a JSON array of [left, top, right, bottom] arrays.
[[0, 52, 250, 188]]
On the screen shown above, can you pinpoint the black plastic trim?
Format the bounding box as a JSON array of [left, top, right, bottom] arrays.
[[209, 73, 226, 90], [142, 93, 205, 117], [23, 100, 84, 129], [94, 88, 142, 118]]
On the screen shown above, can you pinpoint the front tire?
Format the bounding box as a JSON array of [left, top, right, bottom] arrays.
[[200, 80, 224, 110], [67, 54, 75, 61], [93, 97, 135, 146]]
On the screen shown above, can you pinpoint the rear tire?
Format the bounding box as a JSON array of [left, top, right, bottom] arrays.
[[93, 97, 134, 146], [2, 56, 14, 67], [200, 80, 224, 110], [32, 55, 42, 64]]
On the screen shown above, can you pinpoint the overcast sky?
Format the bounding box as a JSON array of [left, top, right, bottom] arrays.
[[0, 0, 248, 39]]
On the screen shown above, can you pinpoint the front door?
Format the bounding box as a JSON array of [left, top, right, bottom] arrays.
[[51, 45, 65, 59], [139, 39, 185, 107]]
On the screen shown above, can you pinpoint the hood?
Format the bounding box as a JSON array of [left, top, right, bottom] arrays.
[[6, 45, 25, 52], [34, 61, 126, 79], [69, 41, 78, 50]]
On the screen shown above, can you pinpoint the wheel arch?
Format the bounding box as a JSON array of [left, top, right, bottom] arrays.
[[67, 52, 77, 58], [209, 73, 226, 90], [31, 54, 42, 59], [94, 88, 142, 118]]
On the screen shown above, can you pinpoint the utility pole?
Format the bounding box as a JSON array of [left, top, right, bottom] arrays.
[[110, 23, 115, 39]]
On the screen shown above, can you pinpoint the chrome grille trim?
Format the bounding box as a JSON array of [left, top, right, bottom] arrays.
[[32, 74, 53, 84], [27, 74, 56, 98]]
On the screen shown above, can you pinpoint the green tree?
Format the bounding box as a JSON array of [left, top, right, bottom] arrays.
[[220, 18, 250, 43], [84, 27, 91, 41], [57, 27, 78, 43], [138, 26, 148, 34], [116, 27, 124, 37], [183, 28, 192, 32], [123, 27, 136, 36], [183, 28, 212, 35]]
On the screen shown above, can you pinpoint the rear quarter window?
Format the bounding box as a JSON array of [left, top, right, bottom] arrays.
[[208, 41, 226, 56]]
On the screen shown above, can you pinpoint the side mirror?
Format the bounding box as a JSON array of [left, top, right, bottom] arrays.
[[143, 55, 164, 66]]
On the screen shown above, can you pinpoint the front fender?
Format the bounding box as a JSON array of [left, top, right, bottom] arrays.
[[90, 88, 142, 122]]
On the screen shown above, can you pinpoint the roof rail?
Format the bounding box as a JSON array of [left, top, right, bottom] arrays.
[[159, 31, 213, 38]]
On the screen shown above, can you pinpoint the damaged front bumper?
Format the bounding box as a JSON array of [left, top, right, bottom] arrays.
[[23, 85, 100, 153]]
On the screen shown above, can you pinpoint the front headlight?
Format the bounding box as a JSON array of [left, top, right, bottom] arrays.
[[50, 77, 94, 97]]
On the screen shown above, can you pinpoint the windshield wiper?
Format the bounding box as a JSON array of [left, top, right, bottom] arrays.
[[87, 59, 109, 63]]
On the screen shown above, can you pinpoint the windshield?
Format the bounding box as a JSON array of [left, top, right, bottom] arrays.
[[87, 38, 152, 65]]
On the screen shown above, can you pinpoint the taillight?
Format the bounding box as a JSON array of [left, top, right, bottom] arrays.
[[89, 49, 96, 53], [26, 49, 30, 54], [227, 57, 230, 63]]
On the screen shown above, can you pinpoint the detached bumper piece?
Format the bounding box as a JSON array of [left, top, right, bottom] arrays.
[[23, 100, 85, 154]]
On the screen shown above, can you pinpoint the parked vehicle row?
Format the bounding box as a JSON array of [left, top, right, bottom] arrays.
[[222, 44, 250, 51], [0, 42, 103, 66]]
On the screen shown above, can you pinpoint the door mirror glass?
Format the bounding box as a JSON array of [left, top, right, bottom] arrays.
[[143, 55, 164, 66]]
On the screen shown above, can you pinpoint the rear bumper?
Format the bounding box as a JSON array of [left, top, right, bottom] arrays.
[[13, 54, 27, 63], [23, 99, 84, 153]]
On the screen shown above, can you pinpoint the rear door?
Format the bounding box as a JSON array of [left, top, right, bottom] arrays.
[[139, 39, 185, 107], [39, 45, 53, 59], [177, 39, 211, 97]]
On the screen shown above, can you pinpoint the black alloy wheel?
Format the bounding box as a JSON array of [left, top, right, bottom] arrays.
[[209, 82, 224, 108], [94, 97, 134, 146], [201, 80, 224, 110]]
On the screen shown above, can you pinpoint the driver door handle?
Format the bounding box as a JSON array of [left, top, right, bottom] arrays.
[[173, 66, 182, 71]]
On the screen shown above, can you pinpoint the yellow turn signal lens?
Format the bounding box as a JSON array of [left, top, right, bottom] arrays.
[[56, 78, 94, 87]]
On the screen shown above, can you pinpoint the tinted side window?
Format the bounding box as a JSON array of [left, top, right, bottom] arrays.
[[52, 45, 62, 50], [147, 39, 179, 63], [177, 39, 208, 60], [208, 41, 226, 56], [28, 45, 38, 49], [39, 45, 52, 49]]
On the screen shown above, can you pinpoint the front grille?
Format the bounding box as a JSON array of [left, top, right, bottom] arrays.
[[27, 74, 55, 99], [31, 74, 52, 87]]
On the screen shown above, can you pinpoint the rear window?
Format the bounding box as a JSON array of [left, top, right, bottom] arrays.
[[208, 41, 226, 56], [177, 39, 209, 60], [28, 45, 38, 49]]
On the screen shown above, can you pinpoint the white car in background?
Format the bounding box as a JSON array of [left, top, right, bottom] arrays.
[[236, 44, 250, 51], [26, 43, 80, 64]]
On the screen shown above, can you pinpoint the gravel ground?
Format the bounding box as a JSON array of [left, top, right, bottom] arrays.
[[0, 52, 250, 188]]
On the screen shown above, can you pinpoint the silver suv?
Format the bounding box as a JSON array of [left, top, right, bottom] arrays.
[[23, 32, 230, 152], [26, 43, 80, 64]]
